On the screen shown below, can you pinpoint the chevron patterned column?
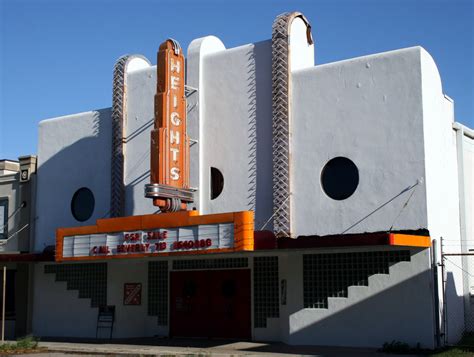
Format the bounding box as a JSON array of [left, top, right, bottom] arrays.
[[111, 55, 150, 217], [272, 12, 313, 237]]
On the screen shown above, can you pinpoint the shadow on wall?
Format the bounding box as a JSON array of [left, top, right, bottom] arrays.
[[253, 40, 273, 230], [283, 264, 437, 349], [123, 118, 154, 216], [35, 108, 112, 250], [444, 271, 465, 345]]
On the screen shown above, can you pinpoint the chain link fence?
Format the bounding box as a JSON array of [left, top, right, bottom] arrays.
[[441, 251, 474, 347]]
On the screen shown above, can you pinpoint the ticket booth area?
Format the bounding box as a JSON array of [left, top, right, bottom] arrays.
[[170, 269, 251, 339]]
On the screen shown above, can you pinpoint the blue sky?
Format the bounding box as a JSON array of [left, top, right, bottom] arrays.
[[0, 0, 473, 159]]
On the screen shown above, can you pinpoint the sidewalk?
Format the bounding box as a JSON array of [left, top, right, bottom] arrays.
[[34, 338, 416, 356]]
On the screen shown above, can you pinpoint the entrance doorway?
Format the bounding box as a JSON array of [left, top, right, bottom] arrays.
[[170, 269, 251, 339]]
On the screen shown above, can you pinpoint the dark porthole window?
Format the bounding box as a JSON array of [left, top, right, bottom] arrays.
[[71, 187, 95, 222], [321, 157, 359, 200], [210, 167, 224, 200]]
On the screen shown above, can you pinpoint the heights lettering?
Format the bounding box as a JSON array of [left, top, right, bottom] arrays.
[[150, 40, 190, 189], [168, 57, 182, 181]]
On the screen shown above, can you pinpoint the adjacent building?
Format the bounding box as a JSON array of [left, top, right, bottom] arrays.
[[0, 156, 41, 338]]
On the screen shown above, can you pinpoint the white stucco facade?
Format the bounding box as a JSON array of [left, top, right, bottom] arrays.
[[35, 47, 459, 245], [32, 247, 434, 348], [34, 45, 463, 246], [292, 47, 428, 237], [35, 110, 112, 251]]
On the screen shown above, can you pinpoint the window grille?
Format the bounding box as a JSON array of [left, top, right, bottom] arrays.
[[44, 263, 107, 308], [148, 261, 168, 325], [172, 258, 248, 270], [254, 256, 279, 328], [303, 250, 410, 309]]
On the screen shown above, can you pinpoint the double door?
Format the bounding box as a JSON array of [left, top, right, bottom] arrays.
[[170, 269, 251, 339]]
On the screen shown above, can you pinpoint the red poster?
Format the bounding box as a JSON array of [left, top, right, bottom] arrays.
[[123, 283, 142, 305]]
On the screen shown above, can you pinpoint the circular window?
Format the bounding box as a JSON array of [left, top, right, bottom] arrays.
[[71, 187, 95, 222], [321, 157, 359, 200], [210, 167, 224, 200]]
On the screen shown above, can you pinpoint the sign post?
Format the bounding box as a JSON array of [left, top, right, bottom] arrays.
[[2, 266, 5, 343]]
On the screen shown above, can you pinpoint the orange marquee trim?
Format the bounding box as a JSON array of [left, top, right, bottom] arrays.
[[278, 232, 431, 249], [388, 233, 431, 248], [56, 210, 254, 262]]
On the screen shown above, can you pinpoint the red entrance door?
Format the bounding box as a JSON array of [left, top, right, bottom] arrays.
[[170, 269, 251, 339]]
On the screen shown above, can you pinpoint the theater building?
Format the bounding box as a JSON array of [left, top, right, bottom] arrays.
[[24, 12, 473, 348]]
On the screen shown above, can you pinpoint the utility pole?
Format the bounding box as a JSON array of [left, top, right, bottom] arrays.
[[2, 266, 6, 343]]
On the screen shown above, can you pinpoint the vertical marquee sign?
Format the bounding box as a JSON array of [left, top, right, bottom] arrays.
[[145, 39, 194, 212]]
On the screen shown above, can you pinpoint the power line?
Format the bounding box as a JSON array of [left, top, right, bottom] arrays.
[[0, 224, 30, 244], [0, 201, 26, 232], [259, 193, 291, 232], [388, 181, 420, 231], [341, 179, 421, 234], [443, 256, 474, 278]]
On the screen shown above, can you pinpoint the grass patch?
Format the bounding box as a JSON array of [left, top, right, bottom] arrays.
[[430, 333, 474, 356], [380, 340, 432, 354], [458, 333, 474, 347], [429, 346, 474, 356], [380, 339, 474, 356], [0, 335, 46, 354]]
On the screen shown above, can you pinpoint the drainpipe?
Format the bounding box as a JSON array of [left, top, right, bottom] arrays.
[[431, 238, 442, 348]]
